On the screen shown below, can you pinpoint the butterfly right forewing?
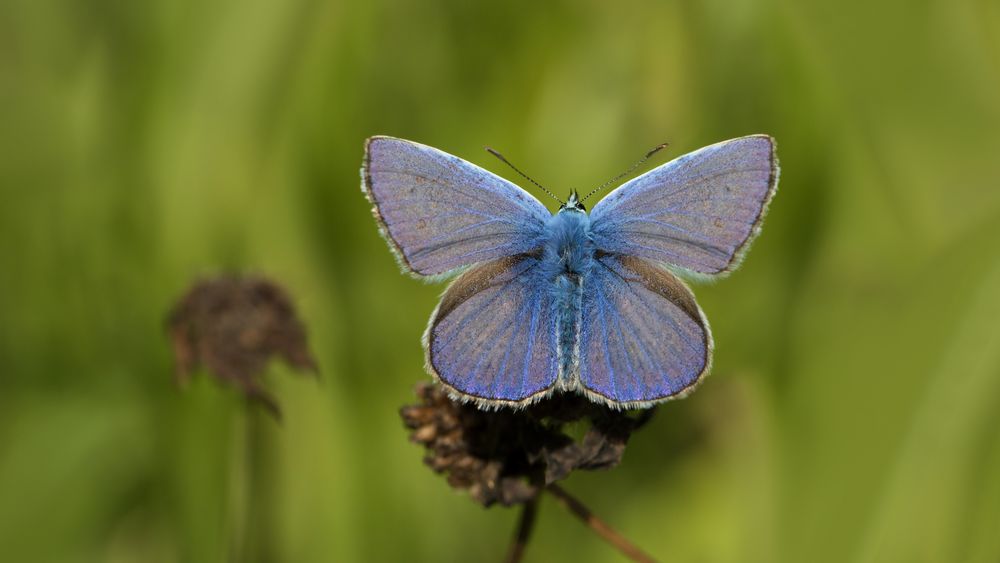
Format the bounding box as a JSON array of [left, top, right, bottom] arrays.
[[589, 135, 778, 277]]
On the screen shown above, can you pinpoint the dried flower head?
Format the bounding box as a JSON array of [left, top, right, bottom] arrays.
[[400, 382, 655, 507], [167, 275, 317, 417]]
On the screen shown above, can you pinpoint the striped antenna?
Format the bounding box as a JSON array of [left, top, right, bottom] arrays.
[[580, 142, 669, 204], [486, 147, 564, 205]]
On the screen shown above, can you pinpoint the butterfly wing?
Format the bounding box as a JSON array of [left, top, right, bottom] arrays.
[[590, 135, 779, 277], [576, 254, 712, 408], [362, 136, 551, 278], [423, 253, 559, 407]]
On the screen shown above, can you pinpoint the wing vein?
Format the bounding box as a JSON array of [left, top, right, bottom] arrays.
[[598, 167, 771, 217], [518, 284, 543, 397], [373, 168, 541, 218], [594, 283, 644, 396]]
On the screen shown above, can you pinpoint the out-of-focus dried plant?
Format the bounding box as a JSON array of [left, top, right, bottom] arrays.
[[167, 275, 317, 418]]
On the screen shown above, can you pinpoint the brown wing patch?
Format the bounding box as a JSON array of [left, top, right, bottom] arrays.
[[616, 255, 703, 324], [434, 252, 539, 321]]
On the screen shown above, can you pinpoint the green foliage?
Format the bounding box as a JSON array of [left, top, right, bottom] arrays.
[[1, 0, 999, 561]]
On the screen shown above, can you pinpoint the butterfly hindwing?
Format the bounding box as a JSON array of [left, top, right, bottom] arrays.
[[362, 136, 550, 278], [424, 253, 560, 406], [577, 254, 712, 407], [590, 135, 778, 277]]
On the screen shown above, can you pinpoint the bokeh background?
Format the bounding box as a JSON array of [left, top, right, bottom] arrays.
[[2, 0, 1000, 561]]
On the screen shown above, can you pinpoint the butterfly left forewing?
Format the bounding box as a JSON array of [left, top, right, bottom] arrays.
[[576, 254, 712, 408], [362, 136, 550, 278], [424, 253, 560, 407]]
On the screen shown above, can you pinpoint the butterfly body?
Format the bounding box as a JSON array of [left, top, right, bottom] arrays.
[[540, 200, 593, 390], [362, 135, 779, 409]]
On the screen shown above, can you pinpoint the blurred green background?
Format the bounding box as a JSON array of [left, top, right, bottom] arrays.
[[2, 0, 1000, 561]]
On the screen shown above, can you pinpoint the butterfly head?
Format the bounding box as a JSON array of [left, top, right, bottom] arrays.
[[559, 190, 587, 213]]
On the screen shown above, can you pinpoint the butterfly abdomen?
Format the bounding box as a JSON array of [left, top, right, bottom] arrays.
[[553, 274, 581, 384], [542, 210, 594, 387]]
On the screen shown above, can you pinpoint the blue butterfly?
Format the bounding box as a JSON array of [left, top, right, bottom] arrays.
[[361, 135, 778, 409]]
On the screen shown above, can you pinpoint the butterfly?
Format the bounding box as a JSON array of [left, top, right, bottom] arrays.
[[361, 135, 778, 409]]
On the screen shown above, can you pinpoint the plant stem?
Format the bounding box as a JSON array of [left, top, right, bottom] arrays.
[[504, 496, 540, 563], [227, 407, 251, 563], [546, 484, 657, 563], [227, 404, 272, 563]]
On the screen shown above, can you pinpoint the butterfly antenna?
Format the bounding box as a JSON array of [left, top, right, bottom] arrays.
[[485, 147, 564, 205], [579, 142, 670, 204]]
